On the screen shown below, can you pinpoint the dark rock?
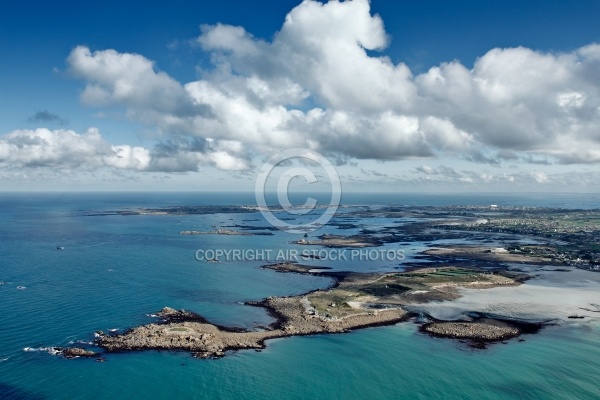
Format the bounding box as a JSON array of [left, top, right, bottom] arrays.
[[61, 347, 100, 359]]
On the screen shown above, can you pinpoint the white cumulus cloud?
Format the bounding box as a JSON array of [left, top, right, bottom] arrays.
[[60, 0, 600, 170], [0, 128, 250, 174]]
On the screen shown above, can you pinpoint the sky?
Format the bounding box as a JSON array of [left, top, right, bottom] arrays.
[[1, 0, 600, 192]]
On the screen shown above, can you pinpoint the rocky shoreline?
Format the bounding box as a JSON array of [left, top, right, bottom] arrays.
[[293, 233, 383, 248], [420, 316, 545, 348], [61, 347, 101, 359], [58, 262, 543, 360], [54, 202, 600, 360], [90, 305, 543, 358], [96, 304, 409, 359]]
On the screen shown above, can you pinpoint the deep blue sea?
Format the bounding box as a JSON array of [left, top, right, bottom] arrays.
[[1, 192, 599, 399]]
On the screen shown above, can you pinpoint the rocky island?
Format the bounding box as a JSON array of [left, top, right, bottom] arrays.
[[293, 233, 382, 247], [82, 263, 538, 359]]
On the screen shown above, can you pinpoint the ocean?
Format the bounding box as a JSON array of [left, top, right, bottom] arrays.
[[0, 192, 599, 400]]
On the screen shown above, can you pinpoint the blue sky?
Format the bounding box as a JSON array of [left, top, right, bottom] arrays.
[[1, 0, 600, 191]]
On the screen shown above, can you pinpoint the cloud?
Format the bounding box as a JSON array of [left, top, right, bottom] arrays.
[[0, 128, 147, 170], [415, 165, 462, 179], [27, 110, 67, 125], [417, 45, 600, 162], [411, 164, 554, 187], [63, 0, 600, 168], [67, 46, 211, 136], [416, 165, 436, 175], [147, 137, 251, 171], [0, 128, 250, 173], [361, 168, 388, 177]]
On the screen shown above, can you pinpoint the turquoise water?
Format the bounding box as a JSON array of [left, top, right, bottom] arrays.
[[1, 193, 599, 399]]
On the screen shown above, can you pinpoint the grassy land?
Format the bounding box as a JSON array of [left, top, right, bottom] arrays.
[[307, 267, 517, 318]]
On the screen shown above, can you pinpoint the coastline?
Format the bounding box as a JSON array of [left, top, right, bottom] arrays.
[[83, 262, 543, 359], [51, 203, 600, 360], [96, 304, 410, 359]]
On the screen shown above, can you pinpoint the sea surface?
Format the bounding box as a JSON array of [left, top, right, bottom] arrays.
[[0, 192, 599, 400]]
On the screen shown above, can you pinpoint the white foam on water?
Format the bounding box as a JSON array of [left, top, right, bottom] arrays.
[[23, 347, 61, 356]]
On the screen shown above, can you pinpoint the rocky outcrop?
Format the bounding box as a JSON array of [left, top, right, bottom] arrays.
[[96, 302, 408, 359], [421, 320, 521, 341], [60, 347, 100, 359]]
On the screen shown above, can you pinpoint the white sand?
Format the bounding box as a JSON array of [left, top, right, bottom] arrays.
[[409, 265, 600, 322]]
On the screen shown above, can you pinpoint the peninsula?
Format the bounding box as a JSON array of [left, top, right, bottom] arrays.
[[90, 263, 536, 359]]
